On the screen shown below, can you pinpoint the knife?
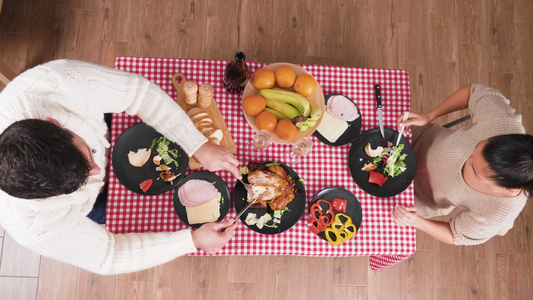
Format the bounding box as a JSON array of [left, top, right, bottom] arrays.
[[221, 187, 258, 230], [230, 179, 259, 224], [374, 84, 385, 138], [232, 197, 258, 224]]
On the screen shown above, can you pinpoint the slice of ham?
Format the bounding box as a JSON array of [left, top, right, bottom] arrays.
[[178, 179, 218, 207], [327, 95, 360, 122]]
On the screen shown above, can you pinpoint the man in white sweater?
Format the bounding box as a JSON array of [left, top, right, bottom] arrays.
[[0, 60, 239, 275]]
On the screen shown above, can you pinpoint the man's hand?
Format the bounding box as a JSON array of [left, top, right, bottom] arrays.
[[392, 205, 418, 227], [193, 142, 241, 179], [191, 219, 239, 254]]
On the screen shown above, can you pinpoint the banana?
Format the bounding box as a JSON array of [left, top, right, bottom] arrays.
[[259, 88, 311, 116], [264, 97, 301, 119], [307, 98, 323, 120], [294, 98, 323, 131], [264, 107, 292, 121]]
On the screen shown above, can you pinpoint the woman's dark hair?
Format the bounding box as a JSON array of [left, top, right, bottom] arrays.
[[483, 134, 533, 196], [0, 119, 91, 199]]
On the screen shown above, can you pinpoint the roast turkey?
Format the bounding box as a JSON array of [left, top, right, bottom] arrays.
[[245, 162, 299, 211]]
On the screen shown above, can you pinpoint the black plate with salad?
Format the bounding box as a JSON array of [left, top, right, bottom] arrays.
[[348, 127, 416, 197], [112, 122, 189, 195], [233, 161, 306, 235]]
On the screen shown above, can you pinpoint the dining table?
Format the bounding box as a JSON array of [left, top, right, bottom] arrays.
[[106, 56, 416, 272]]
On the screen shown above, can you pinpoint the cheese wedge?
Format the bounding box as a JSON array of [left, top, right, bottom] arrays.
[[185, 192, 221, 224], [316, 111, 349, 143]]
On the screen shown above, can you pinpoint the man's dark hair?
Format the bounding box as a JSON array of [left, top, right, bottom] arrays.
[[0, 119, 91, 199], [483, 134, 533, 196]]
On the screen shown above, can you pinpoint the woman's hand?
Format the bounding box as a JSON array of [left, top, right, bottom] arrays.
[[392, 205, 455, 244], [392, 205, 418, 227], [396, 86, 472, 131], [191, 219, 239, 254], [396, 111, 432, 130], [193, 142, 241, 179]]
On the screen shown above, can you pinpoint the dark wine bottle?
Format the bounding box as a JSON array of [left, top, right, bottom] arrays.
[[223, 51, 249, 93]]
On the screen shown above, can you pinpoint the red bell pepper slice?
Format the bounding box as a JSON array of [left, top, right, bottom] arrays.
[[311, 200, 335, 226], [139, 179, 153, 193], [308, 199, 336, 234], [307, 217, 328, 234], [368, 170, 388, 187], [331, 197, 347, 213]]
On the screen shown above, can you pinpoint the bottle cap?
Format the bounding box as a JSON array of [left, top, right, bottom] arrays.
[[235, 52, 246, 62]]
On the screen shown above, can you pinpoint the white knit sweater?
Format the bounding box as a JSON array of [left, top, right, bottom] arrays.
[[0, 60, 208, 274], [412, 84, 527, 245]]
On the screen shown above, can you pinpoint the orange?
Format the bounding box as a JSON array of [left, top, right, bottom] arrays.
[[243, 94, 266, 116], [255, 111, 278, 132], [294, 74, 317, 97], [274, 118, 298, 140], [251, 68, 275, 89], [274, 66, 297, 88]]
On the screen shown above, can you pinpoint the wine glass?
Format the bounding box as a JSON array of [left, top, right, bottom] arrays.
[[245, 130, 272, 158], [284, 136, 313, 165]]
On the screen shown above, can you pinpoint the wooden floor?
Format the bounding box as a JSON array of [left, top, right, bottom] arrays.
[[1, 0, 532, 299]]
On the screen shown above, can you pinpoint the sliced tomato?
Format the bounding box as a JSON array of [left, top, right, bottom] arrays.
[[139, 179, 153, 193], [368, 170, 388, 187]]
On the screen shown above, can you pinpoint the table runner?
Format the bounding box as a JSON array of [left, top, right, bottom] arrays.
[[108, 57, 416, 272]]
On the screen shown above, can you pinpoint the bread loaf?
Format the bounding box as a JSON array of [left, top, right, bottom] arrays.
[[186, 106, 223, 144]]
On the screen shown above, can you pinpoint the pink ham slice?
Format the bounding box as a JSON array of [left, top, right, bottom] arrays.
[[178, 179, 218, 207], [327, 95, 360, 122]]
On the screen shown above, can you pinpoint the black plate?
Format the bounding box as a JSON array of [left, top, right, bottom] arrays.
[[233, 161, 306, 235], [112, 122, 189, 195], [173, 171, 231, 228], [314, 94, 363, 146], [348, 127, 416, 197], [310, 187, 363, 242]]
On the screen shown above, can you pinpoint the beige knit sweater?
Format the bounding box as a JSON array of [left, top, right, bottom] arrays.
[[0, 60, 208, 274], [412, 84, 527, 245]]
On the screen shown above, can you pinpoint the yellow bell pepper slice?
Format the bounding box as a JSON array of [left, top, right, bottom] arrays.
[[324, 213, 357, 246]]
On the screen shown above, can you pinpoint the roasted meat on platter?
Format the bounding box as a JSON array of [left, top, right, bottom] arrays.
[[246, 162, 299, 211]]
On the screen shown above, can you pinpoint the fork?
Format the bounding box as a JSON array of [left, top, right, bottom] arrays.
[[238, 178, 254, 200], [395, 112, 410, 146]]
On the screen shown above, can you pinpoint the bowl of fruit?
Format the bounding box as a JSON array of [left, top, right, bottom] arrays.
[[242, 63, 325, 144]]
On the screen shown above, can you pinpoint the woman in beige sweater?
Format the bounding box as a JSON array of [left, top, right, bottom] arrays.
[[392, 84, 533, 245]]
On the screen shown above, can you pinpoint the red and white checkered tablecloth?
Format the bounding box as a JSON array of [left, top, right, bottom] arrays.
[[107, 57, 416, 272]]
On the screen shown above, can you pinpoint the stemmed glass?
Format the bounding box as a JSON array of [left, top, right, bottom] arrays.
[[245, 130, 272, 158], [284, 136, 313, 165]]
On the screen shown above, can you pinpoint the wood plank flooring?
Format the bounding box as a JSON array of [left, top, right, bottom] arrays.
[[1, 0, 532, 299]]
